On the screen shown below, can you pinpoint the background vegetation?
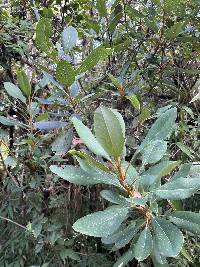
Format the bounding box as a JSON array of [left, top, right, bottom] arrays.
[[0, 0, 200, 266]]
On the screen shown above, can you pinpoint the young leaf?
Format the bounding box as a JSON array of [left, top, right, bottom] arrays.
[[158, 161, 180, 178], [69, 150, 110, 173], [169, 211, 200, 235], [154, 178, 200, 200], [72, 206, 129, 237], [94, 106, 125, 159], [17, 69, 31, 97], [152, 217, 184, 257], [50, 165, 119, 186], [126, 95, 140, 110], [140, 108, 177, 150], [71, 117, 110, 160], [134, 227, 153, 261], [141, 140, 167, 165], [76, 45, 112, 75], [4, 82, 26, 103], [108, 73, 122, 89], [56, 61, 75, 87], [61, 26, 78, 50]]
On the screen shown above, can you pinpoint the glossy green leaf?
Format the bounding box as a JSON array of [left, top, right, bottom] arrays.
[[56, 61, 75, 87], [72, 206, 129, 237], [141, 140, 167, 165], [94, 106, 125, 159], [50, 165, 119, 186], [134, 227, 153, 261], [71, 117, 110, 159], [4, 82, 26, 103], [152, 217, 184, 257], [76, 46, 112, 75], [17, 69, 31, 97], [140, 108, 177, 150], [154, 178, 200, 200], [169, 211, 200, 235]]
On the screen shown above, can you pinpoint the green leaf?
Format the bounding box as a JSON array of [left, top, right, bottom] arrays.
[[165, 21, 185, 39], [113, 248, 135, 267], [61, 26, 78, 50], [158, 161, 180, 178], [168, 200, 183, 211], [108, 8, 123, 33], [141, 140, 167, 165], [17, 69, 31, 97], [50, 165, 119, 186], [108, 73, 122, 89], [72, 206, 129, 237], [114, 222, 138, 249], [176, 142, 194, 159], [140, 108, 177, 150], [59, 248, 80, 262], [94, 106, 125, 159], [138, 106, 151, 124], [51, 129, 73, 154], [134, 227, 153, 261], [96, 0, 107, 17], [56, 61, 75, 87], [35, 18, 55, 57], [102, 221, 138, 248], [100, 190, 127, 205], [4, 82, 26, 103], [69, 150, 110, 173], [0, 116, 19, 126], [180, 247, 194, 263], [126, 95, 140, 110], [143, 161, 176, 176], [71, 117, 110, 159], [154, 178, 200, 200], [171, 163, 191, 180], [76, 45, 112, 75], [152, 236, 168, 266], [152, 217, 184, 257], [169, 211, 200, 235]]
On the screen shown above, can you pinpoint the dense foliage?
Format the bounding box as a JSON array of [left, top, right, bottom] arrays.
[[0, 0, 200, 266]]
